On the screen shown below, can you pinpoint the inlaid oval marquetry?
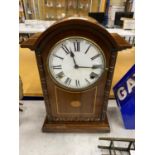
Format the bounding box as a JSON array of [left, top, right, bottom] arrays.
[[70, 101, 81, 108]]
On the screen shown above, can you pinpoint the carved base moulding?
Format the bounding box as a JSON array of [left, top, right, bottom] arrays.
[[42, 115, 110, 133]]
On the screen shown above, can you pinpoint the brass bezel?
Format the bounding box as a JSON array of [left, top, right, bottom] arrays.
[[47, 36, 107, 92]]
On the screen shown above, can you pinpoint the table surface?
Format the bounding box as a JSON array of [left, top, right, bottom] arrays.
[[19, 99, 135, 155], [19, 20, 135, 36]]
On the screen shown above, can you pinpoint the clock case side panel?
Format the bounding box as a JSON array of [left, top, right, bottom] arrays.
[[35, 51, 53, 119], [100, 50, 118, 120]]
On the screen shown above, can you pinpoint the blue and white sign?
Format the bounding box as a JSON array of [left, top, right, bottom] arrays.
[[113, 65, 135, 129]]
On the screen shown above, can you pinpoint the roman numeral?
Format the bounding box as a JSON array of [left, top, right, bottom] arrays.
[[85, 78, 90, 84], [85, 45, 91, 54], [91, 54, 101, 60], [73, 40, 80, 52], [56, 71, 64, 78], [92, 64, 103, 69], [90, 72, 98, 79], [65, 77, 71, 86], [52, 65, 62, 69], [75, 80, 80, 87], [53, 54, 64, 60], [61, 44, 70, 54]]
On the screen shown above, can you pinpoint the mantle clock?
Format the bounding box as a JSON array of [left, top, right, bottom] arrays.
[[21, 17, 131, 132]]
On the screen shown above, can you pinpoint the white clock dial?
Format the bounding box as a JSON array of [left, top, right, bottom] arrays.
[[48, 36, 106, 90]]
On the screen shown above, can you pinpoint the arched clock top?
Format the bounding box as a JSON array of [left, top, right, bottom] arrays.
[[21, 17, 131, 52]]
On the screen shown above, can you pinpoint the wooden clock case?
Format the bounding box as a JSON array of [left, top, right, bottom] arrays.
[[21, 17, 131, 132]]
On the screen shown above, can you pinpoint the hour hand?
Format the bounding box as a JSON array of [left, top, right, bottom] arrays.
[[70, 50, 75, 58], [69, 48, 78, 68]]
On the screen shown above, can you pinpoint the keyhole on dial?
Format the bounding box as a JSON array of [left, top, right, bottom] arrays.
[[90, 72, 98, 79]]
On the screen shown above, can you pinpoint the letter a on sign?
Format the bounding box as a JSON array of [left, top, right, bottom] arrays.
[[127, 77, 135, 94]]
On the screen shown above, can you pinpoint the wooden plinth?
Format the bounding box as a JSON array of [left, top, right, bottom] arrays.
[[42, 115, 110, 133]]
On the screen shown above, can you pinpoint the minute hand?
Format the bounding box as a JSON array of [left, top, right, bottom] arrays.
[[78, 66, 91, 68], [78, 65, 103, 69]]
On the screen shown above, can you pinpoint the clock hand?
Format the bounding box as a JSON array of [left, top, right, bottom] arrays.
[[78, 65, 103, 69], [69, 48, 79, 68], [77, 66, 91, 68], [92, 65, 103, 69]]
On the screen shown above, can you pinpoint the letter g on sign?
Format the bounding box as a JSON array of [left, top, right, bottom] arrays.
[[117, 87, 127, 101]]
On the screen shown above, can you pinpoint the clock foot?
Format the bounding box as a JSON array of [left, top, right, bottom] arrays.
[[42, 115, 110, 133]]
